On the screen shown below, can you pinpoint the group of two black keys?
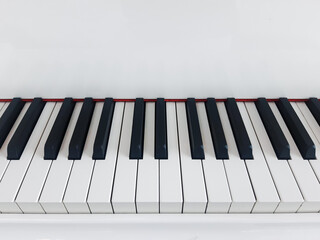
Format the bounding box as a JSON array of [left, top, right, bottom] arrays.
[[0, 97, 319, 161]]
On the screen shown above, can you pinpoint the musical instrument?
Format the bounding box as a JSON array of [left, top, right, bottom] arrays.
[[1, 0, 320, 239], [0, 97, 320, 214]]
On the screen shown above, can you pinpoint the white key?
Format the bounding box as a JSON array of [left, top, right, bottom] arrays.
[[217, 102, 255, 213], [294, 102, 320, 182], [15, 102, 60, 213], [87, 102, 124, 213], [176, 102, 207, 213], [159, 102, 183, 213], [0, 103, 11, 180], [270, 102, 320, 212], [136, 102, 159, 213], [0, 102, 7, 120], [0, 102, 6, 117], [63, 103, 102, 213], [245, 102, 303, 213], [39, 103, 82, 213], [238, 102, 280, 213], [197, 102, 231, 213], [0, 102, 5, 112], [0, 102, 55, 213], [112, 102, 138, 213]]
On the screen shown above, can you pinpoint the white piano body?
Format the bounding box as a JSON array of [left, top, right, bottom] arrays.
[[1, 0, 320, 239], [0, 0, 320, 98]]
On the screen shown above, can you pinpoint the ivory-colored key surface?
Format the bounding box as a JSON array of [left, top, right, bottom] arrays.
[[15, 102, 60, 213], [0, 103, 11, 180], [112, 102, 138, 213], [0, 102, 5, 112], [270, 102, 320, 212], [245, 102, 303, 213], [87, 102, 124, 213], [39, 103, 82, 213], [136, 103, 159, 213], [217, 103, 256, 213], [294, 102, 320, 182], [176, 102, 207, 213], [238, 102, 280, 213], [0, 102, 55, 213], [197, 102, 231, 213], [63, 103, 102, 213], [159, 103, 183, 213]]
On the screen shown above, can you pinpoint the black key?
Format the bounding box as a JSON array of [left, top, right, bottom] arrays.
[[255, 98, 290, 160], [155, 98, 168, 159], [44, 98, 75, 160], [276, 97, 315, 159], [7, 98, 45, 160], [306, 98, 320, 126], [225, 98, 253, 159], [68, 98, 95, 160], [129, 98, 145, 159], [185, 98, 204, 159], [0, 98, 25, 149], [92, 98, 115, 160], [205, 98, 228, 159]]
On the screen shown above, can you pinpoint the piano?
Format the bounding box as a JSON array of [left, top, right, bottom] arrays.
[[1, 0, 320, 239]]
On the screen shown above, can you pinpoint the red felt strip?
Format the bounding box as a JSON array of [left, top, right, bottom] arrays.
[[0, 98, 314, 102]]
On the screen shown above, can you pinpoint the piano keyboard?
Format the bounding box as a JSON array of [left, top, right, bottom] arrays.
[[0, 97, 320, 214]]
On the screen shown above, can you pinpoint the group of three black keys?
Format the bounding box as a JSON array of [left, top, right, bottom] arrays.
[[0, 97, 320, 161]]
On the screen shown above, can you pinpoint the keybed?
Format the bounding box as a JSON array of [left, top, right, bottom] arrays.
[[0, 98, 319, 213]]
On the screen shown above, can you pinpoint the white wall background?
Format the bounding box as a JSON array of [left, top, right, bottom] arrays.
[[0, 0, 319, 98]]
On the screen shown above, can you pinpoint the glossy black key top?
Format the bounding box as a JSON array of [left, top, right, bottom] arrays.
[[276, 97, 315, 159], [92, 98, 115, 160], [255, 98, 290, 159], [225, 98, 253, 159], [205, 98, 228, 159], [7, 98, 45, 160], [155, 98, 168, 159], [44, 98, 75, 160], [0, 98, 25, 149], [185, 98, 204, 159], [306, 98, 320, 126], [68, 98, 95, 160], [129, 98, 145, 159]]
